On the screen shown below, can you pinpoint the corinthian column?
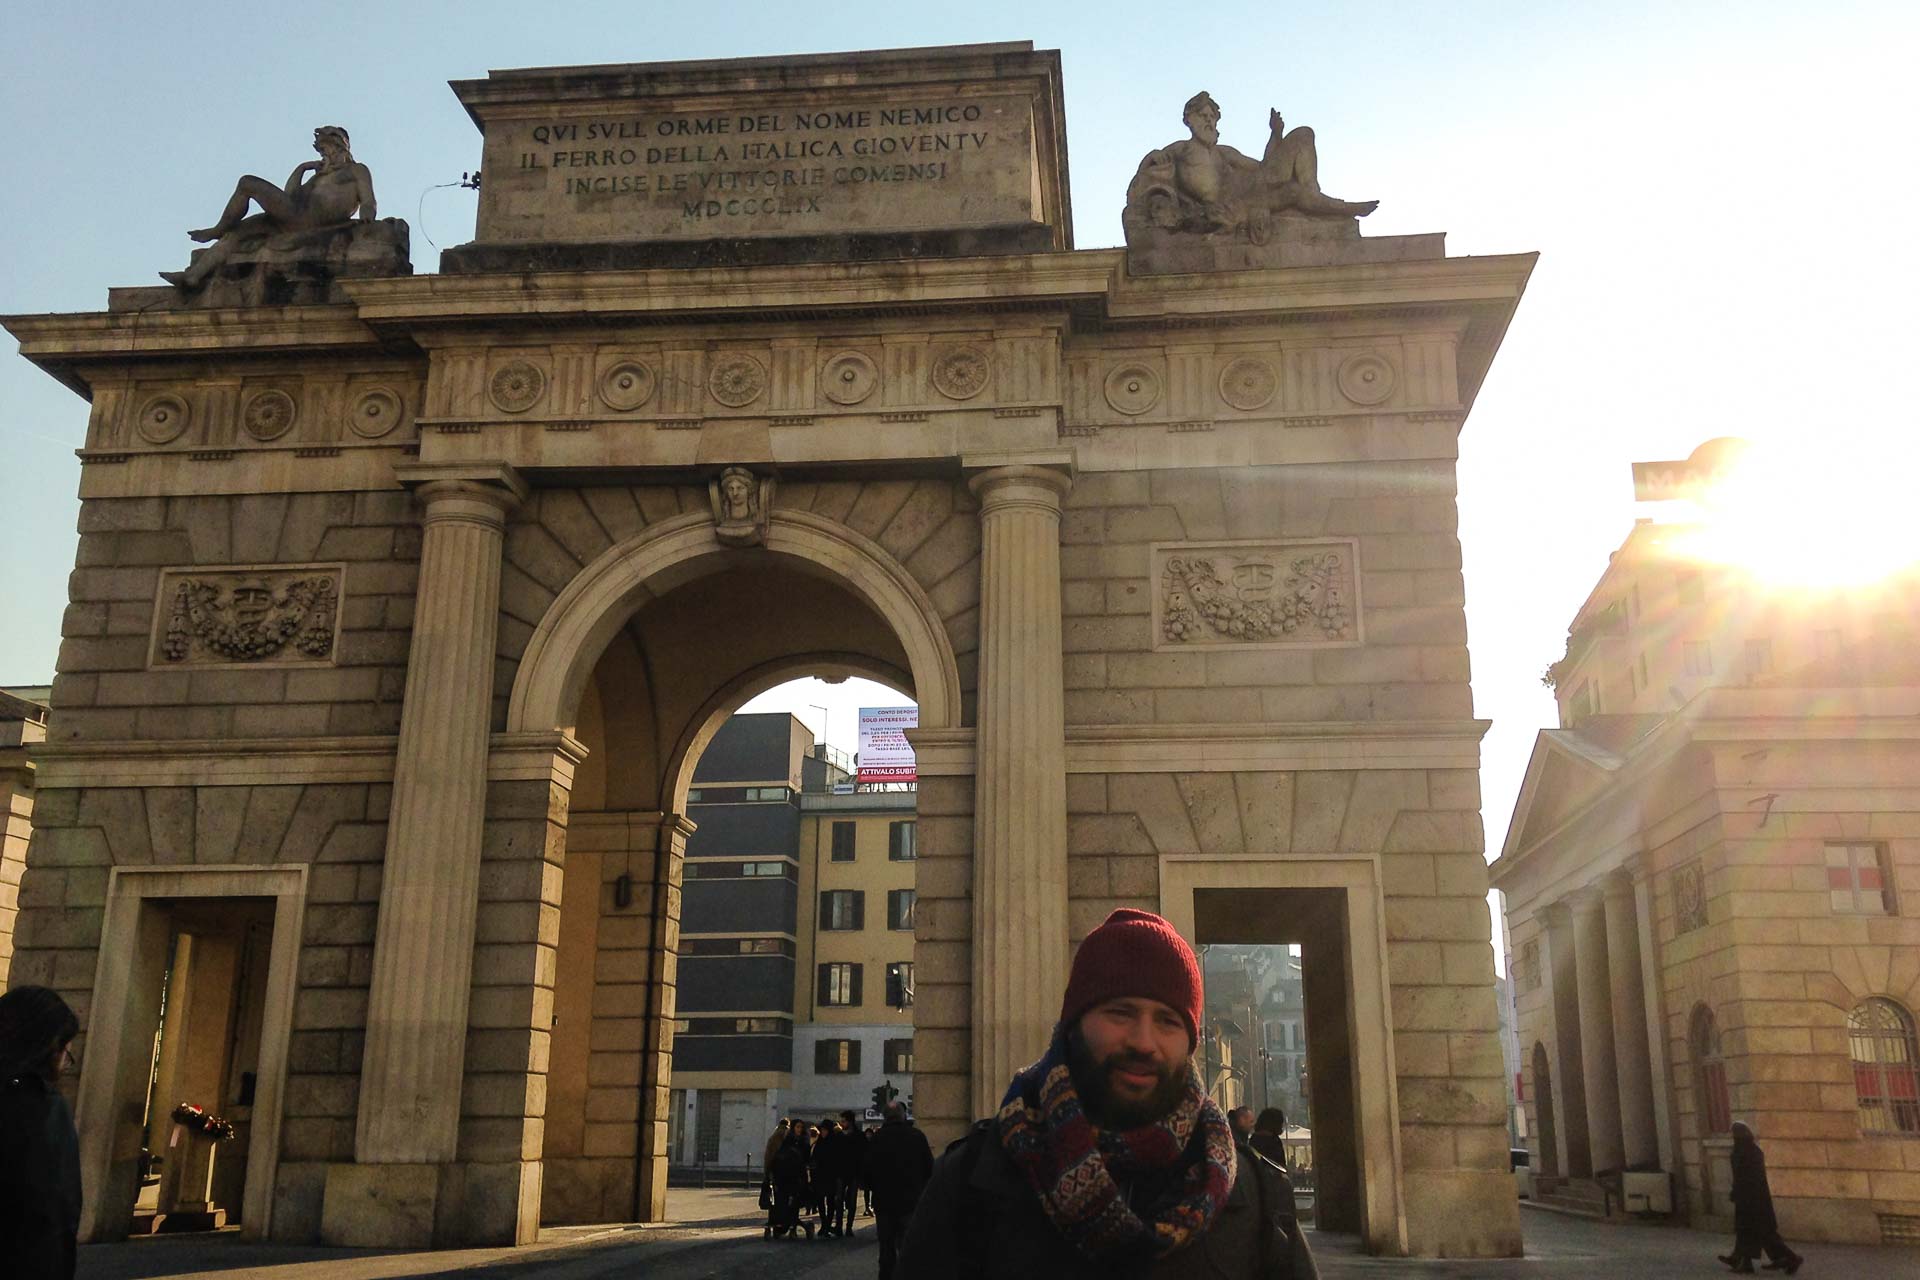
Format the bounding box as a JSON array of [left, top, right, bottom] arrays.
[[1603, 872, 1659, 1168], [1570, 888, 1624, 1174], [355, 466, 526, 1164], [967, 460, 1072, 1117]]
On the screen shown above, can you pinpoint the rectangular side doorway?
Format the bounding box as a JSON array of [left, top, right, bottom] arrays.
[[73, 866, 306, 1243], [1163, 859, 1408, 1256]]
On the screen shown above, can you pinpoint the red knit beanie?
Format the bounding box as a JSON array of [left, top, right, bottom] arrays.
[[1059, 908, 1203, 1048]]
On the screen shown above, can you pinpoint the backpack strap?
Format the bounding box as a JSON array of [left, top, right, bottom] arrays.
[[948, 1120, 997, 1274]]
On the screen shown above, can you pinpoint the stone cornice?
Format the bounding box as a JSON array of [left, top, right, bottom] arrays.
[[908, 720, 1489, 777], [31, 731, 584, 790]]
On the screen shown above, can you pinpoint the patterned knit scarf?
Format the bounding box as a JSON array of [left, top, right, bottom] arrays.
[[994, 1025, 1235, 1260]]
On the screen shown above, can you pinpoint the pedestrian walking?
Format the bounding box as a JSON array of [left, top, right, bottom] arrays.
[[0, 985, 83, 1280], [768, 1118, 814, 1239], [863, 1100, 933, 1280], [898, 908, 1314, 1279], [1719, 1121, 1803, 1274], [834, 1108, 868, 1239], [1250, 1107, 1288, 1170], [1229, 1105, 1255, 1144], [812, 1118, 841, 1237], [760, 1117, 789, 1228]]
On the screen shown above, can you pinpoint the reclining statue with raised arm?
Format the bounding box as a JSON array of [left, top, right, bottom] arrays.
[[1124, 92, 1381, 273], [159, 126, 409, 305]]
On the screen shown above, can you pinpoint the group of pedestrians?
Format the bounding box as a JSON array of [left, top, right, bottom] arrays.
[[761, 1101, 933, 1277]]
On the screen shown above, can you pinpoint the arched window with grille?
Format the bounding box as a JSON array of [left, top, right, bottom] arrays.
[[1692, 1004, 1731, 1136], [1848, 998, 1920, 1135]]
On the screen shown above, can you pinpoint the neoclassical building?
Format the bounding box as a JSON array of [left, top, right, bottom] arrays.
[[5, 44, 1534, 1255], [1495, 480, 1920, 1244]]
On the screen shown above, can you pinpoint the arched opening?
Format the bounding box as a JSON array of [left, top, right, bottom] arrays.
[[1847, 997, 1920, 1136], [1531, 1042, 1558, 1181], [510, 512, 955, 1228]]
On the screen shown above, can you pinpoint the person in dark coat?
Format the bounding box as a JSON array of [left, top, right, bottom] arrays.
[[1250, 1107, 1289, 1169], [1720, 1121, 1803, 1274], [768, 1118, 814, 1239], [863, 1100, 934, 1280], [833, 1108, 867, 1239], [811, 1119, 841, 1236], [0, 986, 83, 1280], [898, 909, 1314, 1280]]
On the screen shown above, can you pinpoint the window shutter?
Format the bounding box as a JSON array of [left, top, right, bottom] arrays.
[[815, 1039, 832, 1073], [849, 964, 864, 1007], [852, 890, 865, 931], [819, 891, 832, 928], [848, 1040, 863, 1073], [817, 964, 831, 1006]]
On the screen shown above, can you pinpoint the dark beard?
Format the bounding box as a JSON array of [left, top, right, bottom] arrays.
[[1066, 1024, 1189, 1131]]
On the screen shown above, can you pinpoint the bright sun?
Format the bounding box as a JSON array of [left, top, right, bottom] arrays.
[[1664, 442, 1920, 588]]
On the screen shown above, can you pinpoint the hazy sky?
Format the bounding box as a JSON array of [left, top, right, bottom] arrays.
[[4, 0, 1915, 864]]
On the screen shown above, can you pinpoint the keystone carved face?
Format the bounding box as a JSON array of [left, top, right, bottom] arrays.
[[719, 470, 755, 521]]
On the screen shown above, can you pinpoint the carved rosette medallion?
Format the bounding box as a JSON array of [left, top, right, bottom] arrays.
[[821, 351, 879, 405], [1104, 363, 1162, 416], [597, 361, 657, 412], [708, 354, 767, 408], [1674, 861, 1707, 934], [1153, 540, 1360, 650], [349, 387, 404, 439], [1336, 352, 1396, 406], [930, 345, 991, 401], [153, 565, 343, 666], [489, 362, 547, 414], [1217, 357, 1278, 411], [137, 393, 191, 445], [241, 389, 299, 441]]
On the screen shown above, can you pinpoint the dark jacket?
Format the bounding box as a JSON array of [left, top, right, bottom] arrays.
[[835, 1122, 869, 1185], [1249, 1131, 1287, 1169], [898, 1123, 1305, 1280], [0, 1074, 82, 1280], [863, 1116, 935, 1215], [1730, 1138, 1777, 1235], [770, 1132, 811, 1192]]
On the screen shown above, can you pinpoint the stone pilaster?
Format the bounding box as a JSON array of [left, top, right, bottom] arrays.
[[324, 465, 526, 1248], [1602, 872, 1658, 1169], [1540, 903, 1591, 1178], [1569, 888, 1624, 1174], [966, 460, 1072, 1116]]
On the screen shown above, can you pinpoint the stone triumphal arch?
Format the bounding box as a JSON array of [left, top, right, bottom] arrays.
[[4, 43, 1534, 1256]]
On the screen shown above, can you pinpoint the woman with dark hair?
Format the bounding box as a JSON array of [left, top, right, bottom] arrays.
[[1250, 1107, 1289, 1169], [0, 986, 83, 1280], [1719, 1121, 1803, 1274]]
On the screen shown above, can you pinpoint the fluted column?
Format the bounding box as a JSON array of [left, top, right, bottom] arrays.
[[356, 468, 526, 1163], [1541, 902, 1591, 1177], [1569, 888, 1624, 1174], [967, 461, 1072, 1117], [1603, 872, 1659, 1168]]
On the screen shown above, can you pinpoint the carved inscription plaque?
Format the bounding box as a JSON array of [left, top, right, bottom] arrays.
[[1152, 540, 1360, 651], [473, 95, 1042, 244], [151, 565, 344, 668]]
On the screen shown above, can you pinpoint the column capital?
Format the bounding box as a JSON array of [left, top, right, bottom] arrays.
[[1536, 900, 1574, 927], [963, 451, 1075, 508], [1566, 884, 1607, 916], [395, 461, 529, 515], [1601, 867, 1639, 900]]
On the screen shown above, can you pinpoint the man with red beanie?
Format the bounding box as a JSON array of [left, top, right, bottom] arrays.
[[897, 909, 1312, 1278]]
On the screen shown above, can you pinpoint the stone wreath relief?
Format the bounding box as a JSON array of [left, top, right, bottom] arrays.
[[158, 571, 341, 664], [1159, 544, 1355, 646]]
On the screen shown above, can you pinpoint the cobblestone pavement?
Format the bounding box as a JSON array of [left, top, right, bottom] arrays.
[[76, 1193, 1918, 1280]]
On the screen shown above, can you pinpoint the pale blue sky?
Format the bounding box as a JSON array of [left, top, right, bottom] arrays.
[[4, 0, 1915, 863]]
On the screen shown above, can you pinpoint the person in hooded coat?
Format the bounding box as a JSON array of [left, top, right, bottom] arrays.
[[0, 986, 83, 1280], [1719, 1121, 1803, 1274]]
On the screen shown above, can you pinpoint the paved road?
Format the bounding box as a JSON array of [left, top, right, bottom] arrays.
[[77, 1193, 1918, 1279]]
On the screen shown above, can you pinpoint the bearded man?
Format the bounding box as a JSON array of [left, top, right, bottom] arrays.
[[897, 909, 1312, 1278]]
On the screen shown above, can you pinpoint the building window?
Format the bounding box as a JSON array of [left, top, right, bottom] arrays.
[[746, 786, 790, 802], [745, 861, 786, 877], [685, 788, 704, 803], [830, 821, 857, 861], [1848, 999, 1920, 1135], [1828, 843, 1895, 914], [1683, 641, 1713, 677], [886, 961, 914, 1008], [1568, 681, 1593, 725], [815, 1038, 862, 1074], [887, 888, 916, 931], [888, 820, 917, 861], [820, 890, 865, 931], [1692, 1004, 1731, 1136], [818, 962, 862, 1008], [684, 860, 791, 880], [1744, 636, 1773, 676], [884, 1038, 915, 1074], [1677, 570, 1704, 605]]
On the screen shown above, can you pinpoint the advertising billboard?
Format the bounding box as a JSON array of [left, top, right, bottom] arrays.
[[856, 705, 918, 784]]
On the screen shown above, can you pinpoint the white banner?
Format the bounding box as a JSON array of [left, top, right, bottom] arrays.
[[856, 705, 918, 783]]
